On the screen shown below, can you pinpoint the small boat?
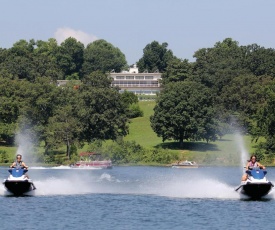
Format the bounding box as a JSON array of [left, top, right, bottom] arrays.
[[171, 160, 198, 168], [3, 168, 36, 196], [235, 167, 274, 199], [70, 152, 112, 169]]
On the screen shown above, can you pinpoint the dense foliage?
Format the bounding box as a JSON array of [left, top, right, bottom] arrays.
[[0, 73, 129, 161], [0, 38, 126, 81], [82, 39, 127, 75], [151, 81, 218, 147], [137, 41, 175, 73], [1, 36, 275, 164], [156, 38, 275, 161]]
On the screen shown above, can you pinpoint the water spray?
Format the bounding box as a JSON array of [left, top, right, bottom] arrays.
[[234, 132, 249, 173], [15, 132, 37, 163]]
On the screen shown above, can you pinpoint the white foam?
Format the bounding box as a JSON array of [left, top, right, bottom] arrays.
[[1, 166, 272, 200], [143, 178, 240, 199], [33, 177, 94, 196]]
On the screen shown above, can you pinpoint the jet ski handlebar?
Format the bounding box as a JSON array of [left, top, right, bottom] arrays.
[[247, 166, 264, 170], [10, 166, 27, 169]]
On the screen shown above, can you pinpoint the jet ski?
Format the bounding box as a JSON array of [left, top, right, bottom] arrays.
[[235, 167, 274, 199], [3, 167, 36, 196]]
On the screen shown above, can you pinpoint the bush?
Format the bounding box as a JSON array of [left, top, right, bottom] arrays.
[[89, 140, 178, 165], [0, 150, 9, 163], [128, 103, 144, 118]]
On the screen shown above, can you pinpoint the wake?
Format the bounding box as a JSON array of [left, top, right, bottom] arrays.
[[1, 165, 274, 200]]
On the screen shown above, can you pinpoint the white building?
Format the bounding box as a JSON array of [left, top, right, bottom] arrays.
[[110, 65, 162, 95]]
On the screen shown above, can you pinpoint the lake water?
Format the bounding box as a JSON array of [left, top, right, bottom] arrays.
[[1, 165, 275, 230]]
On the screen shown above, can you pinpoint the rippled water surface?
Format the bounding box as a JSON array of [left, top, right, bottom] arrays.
[[1, 166, 275, 230]]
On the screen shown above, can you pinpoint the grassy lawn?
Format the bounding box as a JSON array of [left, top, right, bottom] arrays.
[[124, 101, 164, 148], [124, 101, 259, 165], [177, 134, 257, 165], [0, 100, 264, 166], [0, 146, 18, 155]]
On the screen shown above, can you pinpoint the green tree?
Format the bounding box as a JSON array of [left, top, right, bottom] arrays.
[[192, 38, 246, 93], [150, 81, 218, 147], [44, 80, 82, 158], [120, 91, 143, 118], [56, 37, 84, 80], [77, 72, 129, 142], [252, 82, 275, 154], [2, 39, 35, 80], [243, 44, 275, 77], [33, 38, 63, 80], [18, 77, 60, 146], [45, 105, 81, 159], [161, 58, 193, 84], [0, 39, 63, 81], [0, 77, 21, 144], [0, 48, 13, 79], [82, 39, 127, 75], [220, 74, 269, 132], [81, 70, 112, 87], [120, 90, 138, 105], [137, 41, 175, 73]]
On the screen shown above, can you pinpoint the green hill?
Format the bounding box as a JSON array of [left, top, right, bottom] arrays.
[[0, 100, 259, 166], [124, 101, 257, 165], [124, 101, 162, 148]]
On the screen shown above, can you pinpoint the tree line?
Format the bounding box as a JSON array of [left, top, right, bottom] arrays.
[[1, 37, 275, 163], [151, 38, 275, 162]]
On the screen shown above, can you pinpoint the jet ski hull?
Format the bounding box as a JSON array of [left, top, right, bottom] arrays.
[[235, 168, 274, 199], [241, 182, 273, 199], [4, 180, 36, 196]]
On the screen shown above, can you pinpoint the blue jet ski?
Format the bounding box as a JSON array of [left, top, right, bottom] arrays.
[[235, 167, 274, 199], [3, 168, 36, 196]]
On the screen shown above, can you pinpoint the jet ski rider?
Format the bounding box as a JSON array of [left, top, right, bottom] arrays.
[[10, 154, 28, 169], [10, 154, 29, 178], [241, 155, 265, 181]]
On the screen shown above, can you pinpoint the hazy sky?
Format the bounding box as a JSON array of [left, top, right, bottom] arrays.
[[1, 0, 275, 64]]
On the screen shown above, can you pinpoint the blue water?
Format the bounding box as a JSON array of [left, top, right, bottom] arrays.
[[1, 166, 275, 230]]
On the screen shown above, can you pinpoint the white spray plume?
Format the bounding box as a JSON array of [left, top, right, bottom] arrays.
[[15, 132, 37, 163], [234, 132, 249, 170]]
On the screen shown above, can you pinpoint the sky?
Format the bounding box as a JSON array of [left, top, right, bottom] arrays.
[[1, 0, 275, 65]]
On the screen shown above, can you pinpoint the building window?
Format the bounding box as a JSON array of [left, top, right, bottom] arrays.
[[135, 76, 144, 80], [145, 76, 153, 79], [126, 76, 134, 79], [116, 76, 125, 79]]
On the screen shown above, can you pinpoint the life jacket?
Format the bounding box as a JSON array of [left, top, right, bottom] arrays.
[[249, 161, 259, 167], [14, 160, 24, 168]]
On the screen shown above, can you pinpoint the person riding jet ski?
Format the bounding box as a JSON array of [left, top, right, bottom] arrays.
[[3, 154, 36, 195], [10, 154, 29, 178], [236, 154, 273, 199], [241, 155, 265, 182]]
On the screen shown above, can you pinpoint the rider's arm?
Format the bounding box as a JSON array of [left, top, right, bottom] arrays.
[[10, 162, 15, 168], [22, 162, 28, 169], [245, 162, 250, 170], [258, 162, 265, 170]]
